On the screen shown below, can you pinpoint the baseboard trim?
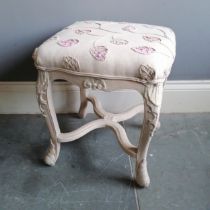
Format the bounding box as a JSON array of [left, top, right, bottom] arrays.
[[0, 80, 210, 114]]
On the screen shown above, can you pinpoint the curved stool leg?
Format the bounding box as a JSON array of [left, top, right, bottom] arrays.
[[135, 83, 163, 187], [78, 88, 88, 118], [36, 70, 60, 166]]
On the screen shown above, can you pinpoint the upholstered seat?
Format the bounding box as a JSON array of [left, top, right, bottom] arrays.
[[33, 20, 176, 188], [34, 21, 175, 82]]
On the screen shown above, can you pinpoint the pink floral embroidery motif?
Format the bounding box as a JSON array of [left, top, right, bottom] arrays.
[[89, 46, 108, 61], [131, 46, 156, 55], [91, 22, 119, 34], [75, 29, 92, 34], [57, 39, 79, 47], [110, 37, 128, 45], [122, 25, 136, 32], [143, 36, 161, 42]]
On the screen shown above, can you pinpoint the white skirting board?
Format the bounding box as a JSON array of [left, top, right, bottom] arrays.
[[0, 80, 210, 114]]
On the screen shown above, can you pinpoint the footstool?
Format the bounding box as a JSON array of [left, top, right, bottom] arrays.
[[33, 21, 176, 187]]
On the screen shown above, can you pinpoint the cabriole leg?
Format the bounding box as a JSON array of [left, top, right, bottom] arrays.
[[36, 70, 60, 166], [136, 83, 163, 187], [78, 88, 88, 118]]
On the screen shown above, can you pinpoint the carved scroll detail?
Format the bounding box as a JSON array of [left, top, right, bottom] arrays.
[[36, 71, 49, 117], [83, 78, 106, 90], [136, 83, 163, 187], [144, 83, 163, 135], [44, 138, 60, 166], [36, 70, 60, 166]]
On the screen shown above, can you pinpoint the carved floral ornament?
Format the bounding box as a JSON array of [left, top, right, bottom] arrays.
[[36, 71, 49, 117], [62, 56, 80, 71], [83, 78, 106, 90], [138, 65, 156, 81], [143, 83, 163, 135]]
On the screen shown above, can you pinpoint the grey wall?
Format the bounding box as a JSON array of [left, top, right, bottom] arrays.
[[0, 0, 210, 81]]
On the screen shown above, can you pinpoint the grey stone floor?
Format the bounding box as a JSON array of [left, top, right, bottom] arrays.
[[0, 113, 209, 210]]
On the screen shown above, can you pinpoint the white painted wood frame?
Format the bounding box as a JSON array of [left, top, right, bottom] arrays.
[[36, 68, 164, 187]]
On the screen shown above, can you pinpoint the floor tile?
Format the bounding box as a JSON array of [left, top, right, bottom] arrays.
[[0, 113, 209, 210], [0, 114, 137, 210], [124, 113, 210, 210]]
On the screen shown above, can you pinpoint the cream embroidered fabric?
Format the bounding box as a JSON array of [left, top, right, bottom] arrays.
[[33, 21, 176, 82]]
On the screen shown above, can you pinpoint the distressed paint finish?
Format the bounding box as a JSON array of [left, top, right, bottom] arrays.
[[136, 83, 163, 186], [36, 67, 164, 187], [34, 20, 174, 187], [36, 71, 60, 166]]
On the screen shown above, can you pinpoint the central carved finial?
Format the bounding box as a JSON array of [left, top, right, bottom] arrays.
[[83, 78, 106, 90]]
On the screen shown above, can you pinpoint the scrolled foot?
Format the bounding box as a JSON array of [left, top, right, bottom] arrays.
[[135, 159, 150, 187], [44, 139, 60, 166]]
